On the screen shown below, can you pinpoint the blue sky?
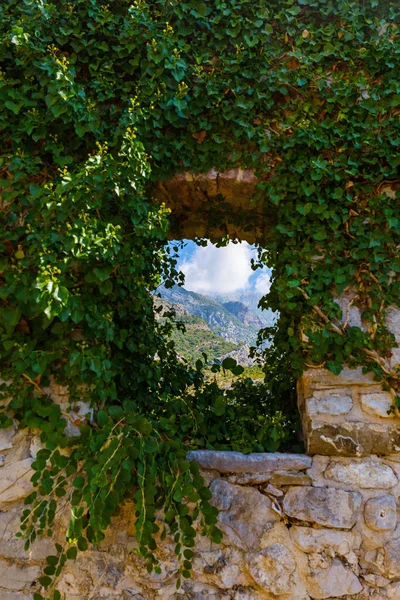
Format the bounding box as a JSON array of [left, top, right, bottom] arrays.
[[170, 240, 272, 297]]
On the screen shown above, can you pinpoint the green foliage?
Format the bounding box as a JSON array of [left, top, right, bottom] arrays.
[[1, 0, 400, 596]]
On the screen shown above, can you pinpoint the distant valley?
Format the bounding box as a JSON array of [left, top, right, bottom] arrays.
[[156, 285, 276, 365]]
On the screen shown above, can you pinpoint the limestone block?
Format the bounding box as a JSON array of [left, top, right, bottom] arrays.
[[307, 394, 353, 417], [0, 458, 33, 503], [306, 559, 362, 599], [364, 494, 397, 532], [283, 487, 361, 529], [386, 307, 400, 342], [360, 392, 393, 419], [0, 506, 55, 560], [384, 536, 400, 578], [290, 527, 361, 557], [324, 459, 397, 489], [0, 593, 33, 600], [269, 471, 312, 486], [0, 425, 16, 451], [306, 421, 400, 456], [246, 544, 297, 595], [210, 480, 280, 550], [0, 557, 40, 591], [388, 581, 400, 600], [187, 451, 311, 474]]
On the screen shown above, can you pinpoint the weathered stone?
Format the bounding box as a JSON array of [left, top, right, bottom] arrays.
[[363, 573, 391, 588], [0, 506, 55, 560], [0, 557, 40, 590], [364, 494, 397, 532], [0, 593, 33, 600], [306, 421, 400, 456], [210, 480, 279, 550], [283, 487, 361, 529], [290, 527, 361, 557], [0, 458, 33, 502], [264, 483, 284, 497], [360, 392, 394, 419], [227, 473, 272, 485], [188, 450, 311, 474], [0, 454, 5, 467], [386, 307, 400, 343], [246, 544, 297, 595], [384, 536, 400, 578], [387, 581, 400, 600], [0, 424, 16, 451], [324, 459, 397, 489], [269, 471, 312, 486], [307, 394, 353, 417], [306, 559, 362, 599]]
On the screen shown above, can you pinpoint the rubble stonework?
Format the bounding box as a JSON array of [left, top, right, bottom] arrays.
[[1, 444, 400, 599], [298, 305, 400, 456]]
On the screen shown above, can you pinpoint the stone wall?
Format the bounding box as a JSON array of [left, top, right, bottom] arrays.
[[3, 434, 400, 600], [298, 305, 400, 457]]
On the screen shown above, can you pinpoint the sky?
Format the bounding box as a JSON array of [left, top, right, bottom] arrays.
[[171, 240, 272, 297]]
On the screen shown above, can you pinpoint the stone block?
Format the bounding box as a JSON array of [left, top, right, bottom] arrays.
[[306, 421, 400, 456], [0, 557, 40, 591], [360, 392, 394, 419], [0, 459, 33, 503], [384, 532, 400, 578], [388, 581, 400, 600], [306, 559, 362, 599], [210, 480, 280, 550], [364, 494, 397, 532], [290, 527, 361, 557], [283, 487, 361, 529], [386, 307, 400, 342], [0, 425, 16, 452], [307, 394, 353, 417], [269, 471, 312, 486], [246, 544, 297, 595], [187, 450, 311, 474], [324, 459, 397, 489]]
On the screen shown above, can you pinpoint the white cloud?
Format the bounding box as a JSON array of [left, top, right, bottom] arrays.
[[255, 271, 272, 296], [180, 242, 255, 295]]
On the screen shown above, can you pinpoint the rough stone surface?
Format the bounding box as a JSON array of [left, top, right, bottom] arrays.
[[306, 421, 400, 456], [2, 432, 400, 598], [364, 494, 397, 532], [361, 392, 394, 419], [291, 527, 361, 557], [387, 581, 400, 599], [0, 557, 40, 591], [384, 535, 400, 578], [307, 394, 353, 417], [210, 480, 279, 550], [324, 459, 398, 489], [283, 486, 361, 529], [0, 425, 16, 452], [246, 544, 297, 594], [188, 450, 311, 474], [269, 471, 312, 486], [306, 559, 363, 599], [0, 458, 33, 503]]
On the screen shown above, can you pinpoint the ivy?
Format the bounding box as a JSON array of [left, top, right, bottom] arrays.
[[1, 0, 400, 597]]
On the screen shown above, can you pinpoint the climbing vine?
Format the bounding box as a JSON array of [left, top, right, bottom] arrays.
[[0, 0, 399, 597]]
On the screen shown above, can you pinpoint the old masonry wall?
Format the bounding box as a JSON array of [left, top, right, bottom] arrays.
[[1, 300, 400, 599], [2, 440, 400, 599]]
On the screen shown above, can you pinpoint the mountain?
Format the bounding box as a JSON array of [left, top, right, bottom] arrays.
[[154, 296, 239, 364], [216, 291, 276, 328], [157, 285, 262, 345]]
